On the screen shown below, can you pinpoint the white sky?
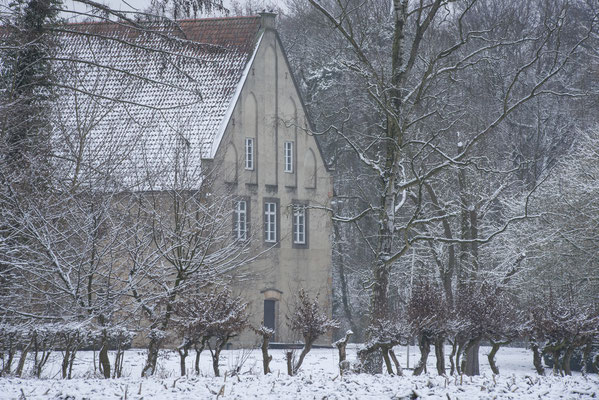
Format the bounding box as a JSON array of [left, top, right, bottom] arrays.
[[61, 0, 250, 20], [63, 0, 152, 15]]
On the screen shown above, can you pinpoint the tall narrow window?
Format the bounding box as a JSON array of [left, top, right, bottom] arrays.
[[234, 200, 247, 240], [245, 138, 254, 170], [264, 202, 277, 242], [293, 204, 305, 245], [284, 141, 293, 173], [264, 299, 276, 340]]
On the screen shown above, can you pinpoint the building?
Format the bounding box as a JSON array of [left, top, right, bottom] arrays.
[[56, 13, 334, 345]]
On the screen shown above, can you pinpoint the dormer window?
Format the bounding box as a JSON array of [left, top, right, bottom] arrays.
[[284, 141, 293, 173], [245, 138, 254, 170]]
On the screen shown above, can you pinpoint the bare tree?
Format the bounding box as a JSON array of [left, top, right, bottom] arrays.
[[528, 292, 599, 376], [122, 153, 252, 377], [173, 285, 248, 377], [286, 288, 339, 375], [299, 0, 595, 373], [253, 325, 275, 375], [407, 280, 448, 376]]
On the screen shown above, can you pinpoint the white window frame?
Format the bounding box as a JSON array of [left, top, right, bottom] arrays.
[[245, 138, 254, 170], [264, 202, 277, 243], [293, 205, 305, 244], [234, 200, 247, 240], [284, 141, 293, 173]]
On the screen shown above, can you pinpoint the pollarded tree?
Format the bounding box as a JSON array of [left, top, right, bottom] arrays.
[[528, 292, 599, 376], [172, 285, 249, 377], [358, 315, 408, 376], [286, 289, 339, 375], [407, 280, 449, 376]]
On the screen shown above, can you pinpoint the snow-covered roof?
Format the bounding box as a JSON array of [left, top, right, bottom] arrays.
[[52, 16, 263, 189]]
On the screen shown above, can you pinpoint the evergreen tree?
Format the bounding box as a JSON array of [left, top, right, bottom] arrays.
[[1, 0, 62, 174]]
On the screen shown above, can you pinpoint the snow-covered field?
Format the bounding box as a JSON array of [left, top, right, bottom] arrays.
[[1, 345, 597, 399]]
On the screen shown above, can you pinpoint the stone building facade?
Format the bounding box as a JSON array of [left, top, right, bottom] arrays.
[[209, 13, 334, 345], [57, 12, 333, 346]]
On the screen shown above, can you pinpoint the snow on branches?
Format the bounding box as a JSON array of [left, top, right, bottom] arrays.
[[528, 293, 599, 376], [172, 285, 248, 376], [286, 289, 339, 375]]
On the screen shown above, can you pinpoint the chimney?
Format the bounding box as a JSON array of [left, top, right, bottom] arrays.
[[259, 11, 277, 30]]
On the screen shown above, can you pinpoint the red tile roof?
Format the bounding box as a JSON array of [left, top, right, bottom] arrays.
[[52, 16, 264, 189], [64, 16, 261, 53]]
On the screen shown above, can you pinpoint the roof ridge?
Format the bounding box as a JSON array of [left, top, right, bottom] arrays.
[[177, 15, 261, 22], [63, 15, 260, 27]]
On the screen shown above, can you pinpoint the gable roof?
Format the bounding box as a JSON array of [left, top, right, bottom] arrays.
[[53, 16, 263, 189]]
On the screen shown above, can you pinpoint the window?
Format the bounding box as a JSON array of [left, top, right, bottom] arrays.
[[264, 299, 276, 340], [245, 138, 254, 170], [293, 204, 306, 245], [264, 202, 277, 242], [233, 200, 247, 240], [284, 141, 293, 173]]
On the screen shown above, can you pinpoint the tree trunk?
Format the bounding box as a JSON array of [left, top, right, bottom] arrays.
[[141, 334, 162, 377], [425, 184, 455, 305], [99, 342, 110, 379], [194, 342, 205, 375], [212, 349, 220, 377], [260, 333, 272, 375], [563, 346, 574, 376], [177, 344, 189, 376], [113, 342, 125, 379], [15, 336, 33, 377], [68, 349, 76, 379], [293, 341, 313, 375], [413, 334, 431, 376], [333, 222, 358, 336], [1, 347, 15, 376], [551, 349, 562, 376], [531, 343, 545, 375], [448, 339, 457, 375], [455, 339, 464, 375], [582, 340, 593, 375], [382, 346, 394, 375], [211, 341, 227, 377], [35, 350, 51, 378], [462, 338, 480, 376], [434, 336, 445, 375], [61, 348, 71, 379], [286, 350, 293, 376], [389, 348, 403, 376], [364, 260, 390, 374], [336, 330, 353, 365], [487, 341, 503, 375]]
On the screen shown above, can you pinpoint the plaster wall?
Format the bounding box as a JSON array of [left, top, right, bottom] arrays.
[[213, 26, 334, 346]]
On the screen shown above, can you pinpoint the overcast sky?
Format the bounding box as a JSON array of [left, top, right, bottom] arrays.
[[64, 0, 151, 14], [61, 0, 247, 20]]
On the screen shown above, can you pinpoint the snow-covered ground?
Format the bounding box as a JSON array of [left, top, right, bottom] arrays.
[[1, 345, 598, 399]]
